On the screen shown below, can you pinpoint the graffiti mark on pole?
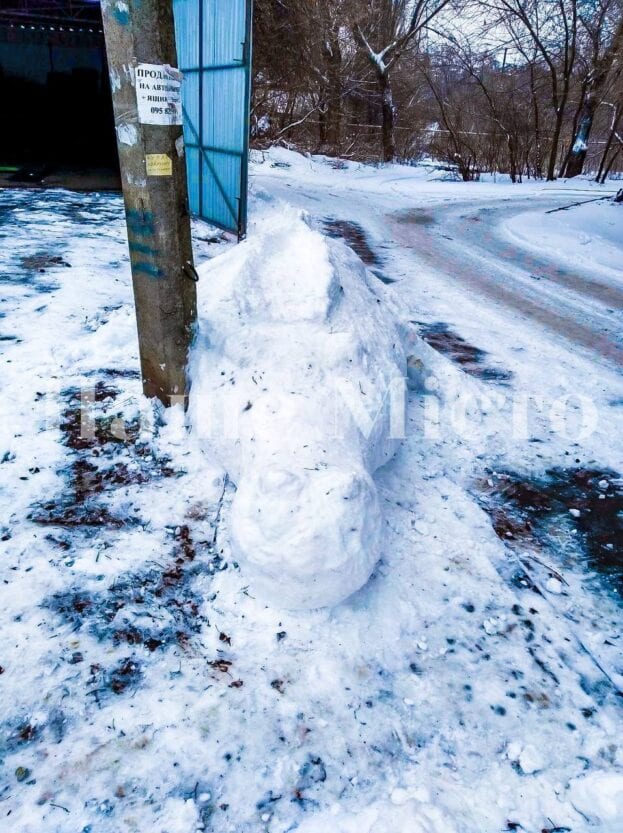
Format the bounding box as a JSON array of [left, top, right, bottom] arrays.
[[126, 209, 155, 238], [112, 1, 130, 27], [133, 262, 163, 280], [126, 210, 162, 278], [129, 241, 159, 257]]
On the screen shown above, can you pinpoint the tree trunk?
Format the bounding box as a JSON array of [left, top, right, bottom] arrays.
[[351, 25, 397, 163], [378, 69, 396, 163], [529, 63, 544, 178], [600, 147, 621, 183], [317, 94, 328, 148], [325, 26, 342, 148], [560, 79, 588, 175], [564, 100, 597, 177], [547, 106, 565, 181], [596, 106, 622, 182], [565, 18, 623, 178], [506, 135, 518, 182]]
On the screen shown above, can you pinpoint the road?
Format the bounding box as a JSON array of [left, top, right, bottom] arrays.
[[387, 198, 623, 368]]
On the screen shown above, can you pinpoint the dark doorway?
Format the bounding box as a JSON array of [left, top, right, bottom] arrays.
[[0, 1, 120, 189]]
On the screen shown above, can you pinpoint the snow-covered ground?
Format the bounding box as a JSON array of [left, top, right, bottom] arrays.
[[505, 199, 623, 278], [1, 154, 622, 833]]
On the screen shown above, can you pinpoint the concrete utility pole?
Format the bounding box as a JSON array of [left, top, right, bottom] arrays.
[[101, 0, 197, 407]]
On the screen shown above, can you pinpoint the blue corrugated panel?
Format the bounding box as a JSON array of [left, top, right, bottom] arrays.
[[173, 0, 252, 238]]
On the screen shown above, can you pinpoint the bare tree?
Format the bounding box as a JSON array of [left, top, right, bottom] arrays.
[[490, 0, 580, 179], [596, 96, 623, 180], [251, 0, 623, 179], [350, 0, 454, 161]]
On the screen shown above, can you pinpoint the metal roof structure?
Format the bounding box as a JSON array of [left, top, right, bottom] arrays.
[[0, 1, 102, 28]]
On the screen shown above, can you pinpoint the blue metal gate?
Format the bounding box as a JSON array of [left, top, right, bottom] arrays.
[[173, 0, 252, 239]]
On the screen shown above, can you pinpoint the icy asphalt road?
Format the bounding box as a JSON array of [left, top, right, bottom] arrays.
[[388, 198, 623, 369]]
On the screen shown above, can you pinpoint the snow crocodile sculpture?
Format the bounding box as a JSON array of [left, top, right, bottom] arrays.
[[190, 211, 406, 609]]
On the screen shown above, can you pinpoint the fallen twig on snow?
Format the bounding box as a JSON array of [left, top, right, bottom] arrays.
[[545, 195, 615, 213]]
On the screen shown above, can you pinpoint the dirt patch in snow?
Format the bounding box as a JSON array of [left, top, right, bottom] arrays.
[[20, 253, 71, 272], [393, 209, 436, 226], [2, 709, 68, 759], [323, 219, 380, 265], [43, 523, 223, 657], [477, 467, 623, 598], [415, 321, 513, 382], [29, 383, 175, 529], [94, 368, 142, 380], [0, 249, 72, 295], [322, 218, 396, 284], [30, 378, 228, 673]]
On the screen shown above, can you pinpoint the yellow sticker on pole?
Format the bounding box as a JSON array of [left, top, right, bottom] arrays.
[[146, 154, 173, 176]]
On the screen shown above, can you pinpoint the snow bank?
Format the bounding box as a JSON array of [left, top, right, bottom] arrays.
[[189, 209, 406, 608], [504, 200, 623, 278]]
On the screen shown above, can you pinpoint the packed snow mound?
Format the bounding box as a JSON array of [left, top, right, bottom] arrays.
[[189, 209, 406, 608]]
